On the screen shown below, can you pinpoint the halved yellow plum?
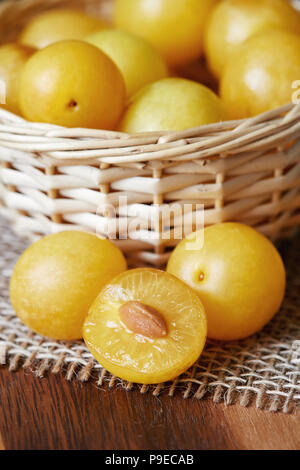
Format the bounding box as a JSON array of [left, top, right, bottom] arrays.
[[83, 268, 207, 384]]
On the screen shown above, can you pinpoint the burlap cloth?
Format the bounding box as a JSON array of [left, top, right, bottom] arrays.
[[0, 217, 299, 413]]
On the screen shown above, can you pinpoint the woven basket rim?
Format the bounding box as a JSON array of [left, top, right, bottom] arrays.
[[1, 102, 300, 165], [0, 102, 299, 137]]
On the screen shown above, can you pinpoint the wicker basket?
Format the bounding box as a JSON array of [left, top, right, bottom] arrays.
[[0, 0, 300, 267]]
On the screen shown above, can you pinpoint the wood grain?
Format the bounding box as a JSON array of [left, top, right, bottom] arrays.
[[0, 367, 299, 450], [0, 431, 4, 450]]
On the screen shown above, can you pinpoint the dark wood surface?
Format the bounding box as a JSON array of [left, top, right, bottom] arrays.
[[0, 366, 299, 450]]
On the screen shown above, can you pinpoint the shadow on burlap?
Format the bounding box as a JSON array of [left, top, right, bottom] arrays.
[[0, 217, 299, 414]]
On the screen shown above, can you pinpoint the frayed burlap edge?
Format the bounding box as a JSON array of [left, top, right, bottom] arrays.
[[0, 217, 299, 414]]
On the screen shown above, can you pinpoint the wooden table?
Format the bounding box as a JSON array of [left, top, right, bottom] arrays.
[[0, 366, 299, 450]]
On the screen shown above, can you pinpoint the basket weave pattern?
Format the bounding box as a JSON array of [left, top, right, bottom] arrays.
[[0, 0, 300, 266]]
